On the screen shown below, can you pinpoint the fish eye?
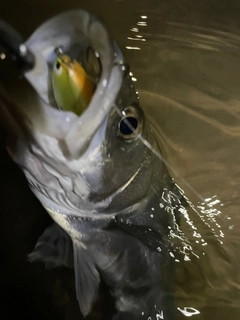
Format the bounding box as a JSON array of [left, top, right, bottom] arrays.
[[119, 117, 138, 135], [117, 105, 143, 141]]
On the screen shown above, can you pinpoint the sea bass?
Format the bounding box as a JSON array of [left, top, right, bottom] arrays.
[[0, 10, 183, 319]]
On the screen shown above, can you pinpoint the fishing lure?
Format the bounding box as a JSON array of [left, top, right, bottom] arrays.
[[52, 53, 93, 116]]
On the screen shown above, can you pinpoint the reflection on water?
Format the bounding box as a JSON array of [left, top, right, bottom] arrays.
[[1, 0, 240, 319], [177, 307, 200, 317]]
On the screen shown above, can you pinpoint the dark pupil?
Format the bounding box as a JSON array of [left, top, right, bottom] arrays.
[[56, 61, 60, 69], [120, 117, 138, 135]]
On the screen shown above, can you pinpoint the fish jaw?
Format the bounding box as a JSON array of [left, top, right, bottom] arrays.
[[23, 9, 124, 155]]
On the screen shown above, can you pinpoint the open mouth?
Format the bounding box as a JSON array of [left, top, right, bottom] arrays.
[[0, 10, 125, 157], [50, 45, 101, 116]]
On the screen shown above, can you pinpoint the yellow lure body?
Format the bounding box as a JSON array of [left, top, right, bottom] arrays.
[[52, 54, 93, 116]]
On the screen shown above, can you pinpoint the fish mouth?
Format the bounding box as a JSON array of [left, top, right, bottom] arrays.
[[0, 10, 125, 158]]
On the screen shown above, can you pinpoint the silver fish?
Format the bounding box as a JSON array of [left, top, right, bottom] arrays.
[[0, 10, 183, 319]]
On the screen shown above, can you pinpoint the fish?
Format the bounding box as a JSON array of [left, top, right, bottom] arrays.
[[52, 53, 94, 115], [0, 9, 184, 320]]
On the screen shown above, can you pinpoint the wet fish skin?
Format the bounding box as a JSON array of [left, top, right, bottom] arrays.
[[0, 10, 182, 319]]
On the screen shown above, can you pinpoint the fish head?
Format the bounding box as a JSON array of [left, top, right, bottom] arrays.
[[0, 10, 166, 218]]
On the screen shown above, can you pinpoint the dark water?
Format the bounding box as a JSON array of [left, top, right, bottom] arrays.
[[1, 0, 240, 319]]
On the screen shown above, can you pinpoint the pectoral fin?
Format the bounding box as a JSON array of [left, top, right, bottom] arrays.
[[28, 223, 73, 268], [73, 243, 100, 316]]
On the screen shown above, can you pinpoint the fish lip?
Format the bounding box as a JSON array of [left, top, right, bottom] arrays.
[[22, 9, 124, 157]]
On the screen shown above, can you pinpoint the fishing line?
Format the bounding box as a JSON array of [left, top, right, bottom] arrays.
[[114, 104, 209, 258], [114, 104, 223, 249], [114, 105, 206, 204]]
